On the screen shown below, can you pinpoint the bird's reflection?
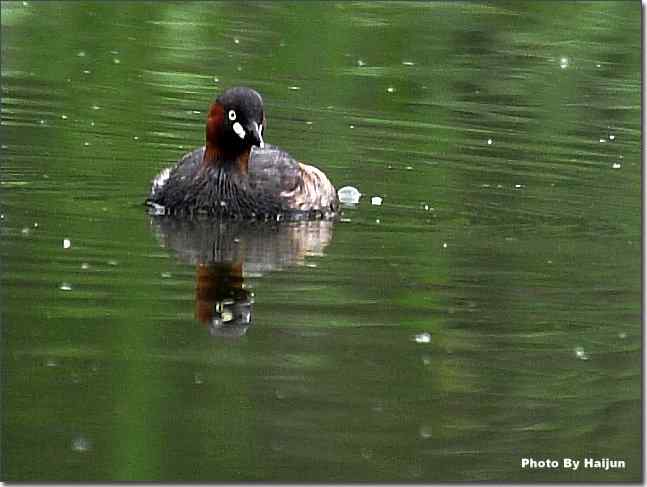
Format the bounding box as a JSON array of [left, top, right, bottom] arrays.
[[150, 217, 334, 337]]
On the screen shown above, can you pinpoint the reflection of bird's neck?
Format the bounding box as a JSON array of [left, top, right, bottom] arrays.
[[195, 262, 245, 324]]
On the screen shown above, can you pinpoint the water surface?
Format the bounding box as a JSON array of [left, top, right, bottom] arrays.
[[1, 1, 641, 481]]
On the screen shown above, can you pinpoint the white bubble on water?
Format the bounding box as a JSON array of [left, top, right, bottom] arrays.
[[386, 86, 395, 93], [63, 238, 71, 249], [559, 57, 569, 69], [612, 163, 622, 169], [338, 186, 362, 205], [487, 138, 493, 145], [371, 196, 383, 206], [414, 332, 431, 344], [60, 282, 72, 291]]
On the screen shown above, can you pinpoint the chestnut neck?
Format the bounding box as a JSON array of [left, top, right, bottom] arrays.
[[204, 102, 250, 173]]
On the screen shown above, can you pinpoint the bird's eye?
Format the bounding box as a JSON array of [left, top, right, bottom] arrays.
[[228, 110, 237, 121]]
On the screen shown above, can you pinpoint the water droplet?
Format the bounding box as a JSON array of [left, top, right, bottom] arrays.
[[559, 57, 569, 69], [234, 38, 240, 44], [574, 346, 589, 360], [609, 134, 615, 141], [419, 425, 433, 439], [113, 58, 120, 64], [618, 332, 627, 339], [357, 59, 366, 67], [39, 119, 45, 125], [405, 166, 413, 170], [21, 227, 30, 236], [213, 76, 220, 83], [612, 163, 622, 169], [288, 86, 300, 91], [371, 196, 383, 206], [375, 218, 381, 224], [63, 238, 71, 249], [402, 61, 415, 66], [487, 138, 493, 145], [442, 242, 448, 249], [83, 141, 90, 147], [60, 282, 72, 291], [386, 86, 395, 93], [33, 222, 39, 228], [349, 124, 355, 129], [71, 435, 92, 453], [596, 63, 601, 68], [305, 121, 313, 125], [77, 50, 86, 57], [83, 69, 91, 75], [161, 272, 172, 278], [414, 332, 431, 344], [107, 259, 118, 266], [133, 136, 139, 141], [81, 263, 90, 270], [61, 114, 68, 120], [515, 184, 524, 189]]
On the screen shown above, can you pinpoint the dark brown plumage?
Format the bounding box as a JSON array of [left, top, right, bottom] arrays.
[[147, 87, 338, 220]]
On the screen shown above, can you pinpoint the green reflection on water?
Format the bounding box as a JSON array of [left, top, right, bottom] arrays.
[[1, 0, 641, 482]]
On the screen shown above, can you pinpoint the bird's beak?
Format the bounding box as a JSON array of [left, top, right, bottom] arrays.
[[249, 121, 264, 149]]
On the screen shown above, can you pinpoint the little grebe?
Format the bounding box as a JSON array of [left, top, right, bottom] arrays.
[[147, 87, 338, 220]]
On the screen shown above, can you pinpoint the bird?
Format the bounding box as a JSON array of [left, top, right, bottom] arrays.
[[147, 87, 338, 220]]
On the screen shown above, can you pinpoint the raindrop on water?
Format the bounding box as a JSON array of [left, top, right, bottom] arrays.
[[419, 425, 433, 439], [71, 435, 92, 453], [574, 346, 589, 360]]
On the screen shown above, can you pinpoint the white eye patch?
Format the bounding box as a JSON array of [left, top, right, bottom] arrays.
[[232, 121, 246, 139], [228, 110, 237, 121]]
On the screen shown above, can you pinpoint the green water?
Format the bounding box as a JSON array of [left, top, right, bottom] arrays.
[[1, 1, 641, 482]]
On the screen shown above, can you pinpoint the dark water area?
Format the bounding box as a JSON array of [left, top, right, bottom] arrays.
[[1, 1, 641, 481]]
